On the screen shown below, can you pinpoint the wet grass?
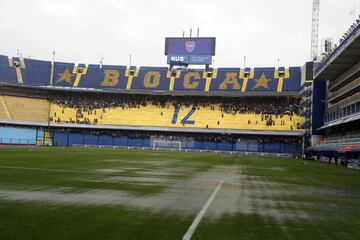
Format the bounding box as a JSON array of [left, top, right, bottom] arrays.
[[0, 148, 359, 239]]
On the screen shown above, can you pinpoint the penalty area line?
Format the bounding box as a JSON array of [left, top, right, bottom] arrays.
[[182, 180, 223, 240]]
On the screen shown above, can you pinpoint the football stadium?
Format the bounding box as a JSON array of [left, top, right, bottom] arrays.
[[0, 0, 359, 239]]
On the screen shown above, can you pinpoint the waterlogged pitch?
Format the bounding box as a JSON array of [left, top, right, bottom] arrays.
[[0, 147, 359, 240]]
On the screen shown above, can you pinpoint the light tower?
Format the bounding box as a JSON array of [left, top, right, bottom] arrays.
[[311, 0, 320, 60]]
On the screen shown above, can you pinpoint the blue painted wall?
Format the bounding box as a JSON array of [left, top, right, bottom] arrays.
[[52, 131, 300, 154], [0, 126, 40, 144], [312, 80, 326, 135]]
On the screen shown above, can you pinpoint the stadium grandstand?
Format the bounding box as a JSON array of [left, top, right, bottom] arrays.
[[1, 16, 359, 160], [306, 17, 360, 163], [0, 54, 304, 155], [1, 1, 360, 240]]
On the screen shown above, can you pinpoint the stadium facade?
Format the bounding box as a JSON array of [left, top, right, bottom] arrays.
[[306, 21, 360, 162]]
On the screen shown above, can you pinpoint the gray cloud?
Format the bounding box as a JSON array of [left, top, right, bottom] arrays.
[[0, 0, 358, 67]]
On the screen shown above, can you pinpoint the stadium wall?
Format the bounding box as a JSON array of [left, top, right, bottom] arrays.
[[52, 130, 301, 154], [0, 126, 43, 145]]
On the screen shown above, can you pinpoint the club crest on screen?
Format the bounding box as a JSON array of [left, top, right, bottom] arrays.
[[185, 41, 196, 53]]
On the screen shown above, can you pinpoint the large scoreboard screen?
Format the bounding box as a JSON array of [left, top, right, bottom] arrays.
[[165, 37, 216, 65]]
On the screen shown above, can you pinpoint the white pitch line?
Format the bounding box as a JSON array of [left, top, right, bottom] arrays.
[[182, 180, 223, 240], [304, 176, 321, 185]]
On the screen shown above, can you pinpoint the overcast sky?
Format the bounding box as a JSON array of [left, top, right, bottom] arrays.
[[0, 0, 358, 67]]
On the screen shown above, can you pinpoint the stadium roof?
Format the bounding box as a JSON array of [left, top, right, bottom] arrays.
[[314, 25, 360, 81]]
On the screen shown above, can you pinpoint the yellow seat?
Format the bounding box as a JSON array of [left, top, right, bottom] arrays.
[[0, 95, 49, 122], [50, 101, 304, 131]]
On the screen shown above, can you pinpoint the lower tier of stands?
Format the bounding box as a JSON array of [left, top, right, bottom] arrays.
[[0, 94, 49, 122], [50, 103, 302, 131], [0, 92, 304, 132], [49, 94, 304, 132]]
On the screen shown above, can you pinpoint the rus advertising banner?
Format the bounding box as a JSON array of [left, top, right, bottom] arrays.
[[165, 37, 216, 65]]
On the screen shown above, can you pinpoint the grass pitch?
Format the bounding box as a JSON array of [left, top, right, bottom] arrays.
[[0, 147, 359, 240]]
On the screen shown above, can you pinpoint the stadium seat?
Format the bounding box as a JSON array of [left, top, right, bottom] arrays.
[[0, 95, 49, 122]]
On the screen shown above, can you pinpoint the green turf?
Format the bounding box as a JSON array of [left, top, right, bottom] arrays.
[[0, 147, 359, 240]]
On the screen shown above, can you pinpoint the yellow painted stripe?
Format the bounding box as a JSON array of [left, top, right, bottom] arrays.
[[72, 66, 88, 87], [204, 78, 212, 92], [274, 69, 279, 78], [134, 68, 140, 76], [166, 70, 181, 91], [203, 69, 217, 92], [250, 69, 254, 78], [125, 68, 139, 90], [0, 96, 12, 119], [275, 69, 289, 93], [72, 66, 80, 87], [72, 66, 78, 73], [277, 77, 283, 92], [241, 78, 248, 92], [20, 58, 26, 68], [239, 69, 244, 78], [169, 77, 175, 91], [240, 69, 253, 92], [126, 76, 133, 90], [15, 67, 23, 84], [73, 74, 82, 87]]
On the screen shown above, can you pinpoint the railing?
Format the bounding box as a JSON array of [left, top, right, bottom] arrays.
[[0, 138, 37, 145], [322, 135, 360, 145], [314, 23, 360, 76], [325, 100, 360, 124], [74, 144, 296, 157]]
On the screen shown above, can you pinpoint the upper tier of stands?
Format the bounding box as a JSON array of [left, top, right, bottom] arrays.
[[0, 55, 301, 95], [314, 18, 360, 77]]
